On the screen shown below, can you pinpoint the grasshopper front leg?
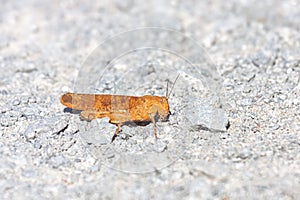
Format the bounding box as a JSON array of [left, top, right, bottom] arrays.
[[148, 106, 161, 139]]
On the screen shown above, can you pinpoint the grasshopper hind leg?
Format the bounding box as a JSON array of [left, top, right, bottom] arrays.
[[111, 123, 122, 142]]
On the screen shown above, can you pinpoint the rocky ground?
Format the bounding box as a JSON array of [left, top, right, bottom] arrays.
[[0, 0, 299, 199]]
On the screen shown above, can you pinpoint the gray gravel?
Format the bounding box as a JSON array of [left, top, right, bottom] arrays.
[[1, 0, 300, 199]]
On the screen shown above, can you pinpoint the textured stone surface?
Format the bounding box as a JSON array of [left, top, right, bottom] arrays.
[[0, 0, 299, 199]]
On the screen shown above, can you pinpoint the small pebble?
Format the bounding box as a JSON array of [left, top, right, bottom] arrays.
[[12, 99, 20, 106]]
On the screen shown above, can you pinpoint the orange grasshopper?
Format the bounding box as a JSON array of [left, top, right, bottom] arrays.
[[60, 75, 179, 142]]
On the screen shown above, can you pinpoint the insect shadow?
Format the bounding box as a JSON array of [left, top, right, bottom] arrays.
[[63, 107, 82, 115]]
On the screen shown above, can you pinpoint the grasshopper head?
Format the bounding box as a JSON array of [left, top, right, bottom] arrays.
[[144, 95, 170, 122], [155, 96, 170, 122]]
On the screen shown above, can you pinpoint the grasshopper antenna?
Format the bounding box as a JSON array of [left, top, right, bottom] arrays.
[[166, 81, 169, 98], [167, 74, 180, 99]]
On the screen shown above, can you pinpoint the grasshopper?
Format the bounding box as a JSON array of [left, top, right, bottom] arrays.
[[60, 75, 179, 142]]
